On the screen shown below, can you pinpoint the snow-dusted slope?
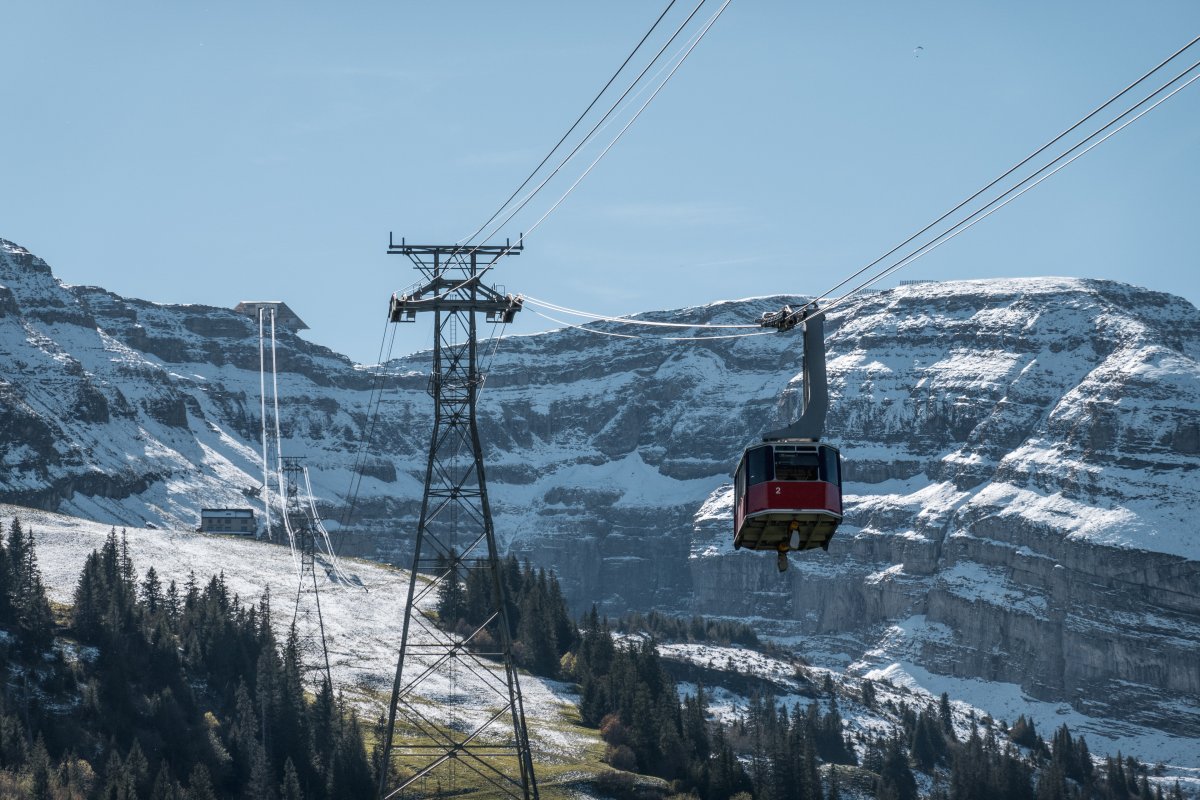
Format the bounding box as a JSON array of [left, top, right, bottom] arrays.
[[5, 503, 587, 761], [2, 237, 1198, 742]]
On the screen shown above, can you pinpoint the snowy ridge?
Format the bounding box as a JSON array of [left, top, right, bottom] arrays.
[[2, 237, 1199, 748]]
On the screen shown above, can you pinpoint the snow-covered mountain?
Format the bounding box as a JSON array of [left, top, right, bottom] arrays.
[[2, 237, 1198, 746]]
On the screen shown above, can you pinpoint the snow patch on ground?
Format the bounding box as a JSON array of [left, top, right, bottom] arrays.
[[5, 503, 594, 761]]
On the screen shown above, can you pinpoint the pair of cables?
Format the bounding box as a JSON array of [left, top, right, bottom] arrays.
[[339, 3, 736, 546], [803, 33, 1200, 324], [530, 32, 1200, 340], [404, 0, 735, 308]]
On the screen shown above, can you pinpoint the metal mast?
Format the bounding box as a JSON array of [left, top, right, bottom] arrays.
[[281, 456, 334, 689], [377, 236, 535, 799]]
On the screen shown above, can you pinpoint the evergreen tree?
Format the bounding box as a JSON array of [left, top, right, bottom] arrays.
[[151, 763, 182, 800], [125, 738, 150, 798], [279, 758, 304, 800], [6, 518, 28, 593], [517, 580, 558, 676], [547, 572, 576, 656], [435, 552, 465, 629], [7, 520, 54, 655], [28, 735, 52, 800], [939, 692, 954, 737], [876, 737, 917, 800], [185, 764, 218, 800], [246, 744, 277, 800], [1036, 762, 1069, 800], [1011, 714, 1039, 748], [0, 523, 12, 624], [327, 708, 375, 799], [142, 566, 164, 615], [801, 734, 822, 800]]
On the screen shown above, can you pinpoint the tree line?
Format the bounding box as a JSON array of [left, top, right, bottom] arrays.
[[0, 518, 374, 799], [435, 563, 1192, 800], [5, 517, 1193, 799]]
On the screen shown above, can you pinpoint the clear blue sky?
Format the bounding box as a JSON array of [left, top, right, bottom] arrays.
[[3, 1, 1198, 363]]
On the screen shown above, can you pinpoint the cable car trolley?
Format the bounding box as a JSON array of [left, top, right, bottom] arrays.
[[733, 302, 843, 571]]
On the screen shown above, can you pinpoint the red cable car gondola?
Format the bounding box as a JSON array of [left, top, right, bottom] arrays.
[[733, 302, 843, 571], [733, 441, 842, 553]]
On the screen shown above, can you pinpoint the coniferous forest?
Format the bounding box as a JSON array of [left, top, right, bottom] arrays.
[[2, 517, 1194, 799], [433, 558, 1192, 800], [0, 518, 373, 799]]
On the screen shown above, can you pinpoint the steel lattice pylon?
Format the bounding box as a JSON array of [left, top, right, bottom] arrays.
[[377, 237, 536, 800], [281, 457, 334, 690]]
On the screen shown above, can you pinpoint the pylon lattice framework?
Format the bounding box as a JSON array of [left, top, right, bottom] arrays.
[[281, 456, 334, 690], [377, 238, 536, 800]]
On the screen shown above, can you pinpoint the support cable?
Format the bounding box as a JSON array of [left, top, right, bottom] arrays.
[[812, 64, 1200, 323], [269, 309, 299, 563], [530, 308, 773, 341], [335, 320, 400, 558], [523, 294, 760, 328], [466, 0, 714, 251], [457, 0, 682, 247], [401, 0, 732, 310], [258, 309, 272, 537], [810, 33, 1200, 308]]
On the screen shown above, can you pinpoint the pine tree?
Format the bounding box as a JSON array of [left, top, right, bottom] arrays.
[[435, 551, 465, 630], [547, 572, 576, 656], [151, 763, 182, 800], [0, 523, 12, 623], [517, 583, 558, 676], [801, 734, 822, 800], [101, 746, 130, 800], [185, 764, 218, 800], [910, 711, 939, 772], [1036, 762, 1069, 800], [166, 579, 181, 626], [28, 735, 52, 800], [310, 678, 336, 778], [125, 739, 150, 798], [142, 566, 164, 615], [939, 692, 954, 737], [246, 743, 277, 800], [279, 758, 304, 800], [876, 737, 917, 800], [328, 709, 375, 799], [6, 518, 28, 593], [10, 522, 54, 655]]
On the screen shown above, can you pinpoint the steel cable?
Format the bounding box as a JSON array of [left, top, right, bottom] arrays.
[[810, 33, 1200, 309], [456, 0, 682, 248], [523, 294, 760, 328], [813, 64, 1200, 324]]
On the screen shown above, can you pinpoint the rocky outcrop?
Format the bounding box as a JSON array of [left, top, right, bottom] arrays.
[[2, 237, 1198, 738]]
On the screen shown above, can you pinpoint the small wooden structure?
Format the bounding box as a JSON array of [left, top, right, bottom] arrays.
[[199, 508, 258, 536]]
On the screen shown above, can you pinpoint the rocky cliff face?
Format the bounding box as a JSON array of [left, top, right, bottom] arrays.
[[2, 237, 1198, 738]]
